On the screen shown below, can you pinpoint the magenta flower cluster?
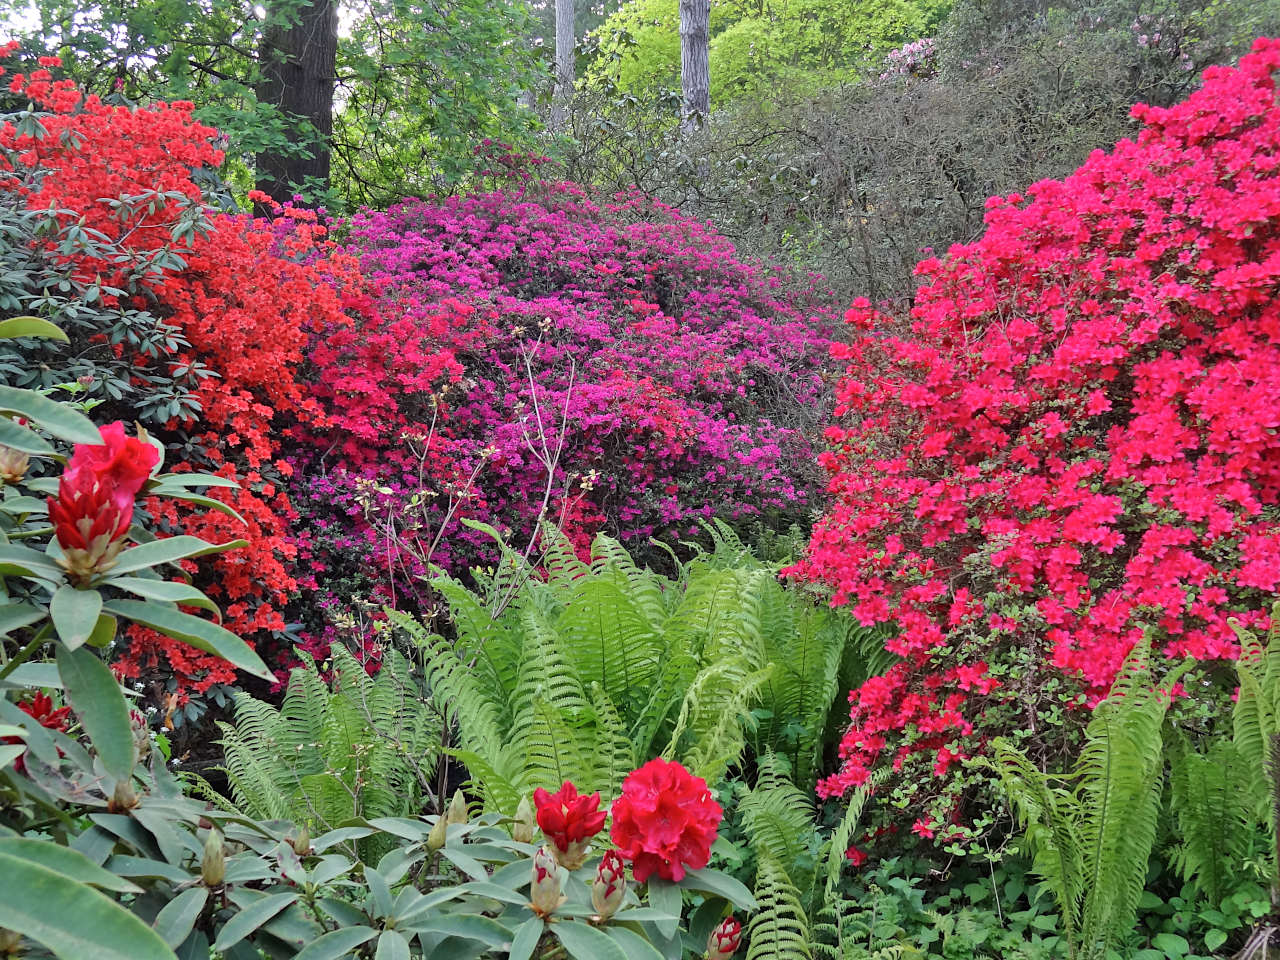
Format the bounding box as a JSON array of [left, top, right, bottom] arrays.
[[293, 181, 836, 606]]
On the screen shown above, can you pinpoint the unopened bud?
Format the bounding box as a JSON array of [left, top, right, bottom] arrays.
[[290, 824, 311, 856], [512, 795, 536, 844], [426, 815, 447, 852], [0, 445, 28, 485], [446, 789, 469, 825], [107, 778, 138, 813], [529, 846, 564, 918], [201, 828, 225, 887], [591, 849, 626, 920], [705, 916, 742, 960]]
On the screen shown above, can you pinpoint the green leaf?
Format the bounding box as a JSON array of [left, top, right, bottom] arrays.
[[149, 473, 240, 490], [148, 490, 246, 523], [552, 920, 629, 960], [56, 644, 135, 781], [605, 926, 666, 960], [0, 316, 69, 342], [1152, 932, 1189, 957], [0, 838, 141, 894], [102, 600, 271, 680], [153, 886, 208, 948], [103, 578, 219, 617], [409, 915, 513, 947], [375, 931, 412, 960], [213, 891, 299, 951], [293, 926, 378, 960], [50, 585, 103, 650], [0, 743, 24, 768], [0, 386, 101, 445], [0, 543, 64, 582], [0, 417, 54, 455], [0, 851, 176, 960], [646, 879, 681, 939], [676, 868, 757, 910], [86, 613, 118, 648], [109, 537, 247, 576], [0, 662, 60, 690], [1205, 929, 1229, 952], [508, 917, 543, 960], [0, 602, 47, 638]]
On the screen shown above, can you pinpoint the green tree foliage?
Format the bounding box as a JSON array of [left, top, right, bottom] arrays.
[[589, 0, 948, 102], [15, 0, 541, 207]]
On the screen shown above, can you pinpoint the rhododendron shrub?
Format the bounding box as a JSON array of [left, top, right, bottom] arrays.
[[298, 182, 837, 608], [0, 52, 357, 700], [790, 40, 1280, 832]]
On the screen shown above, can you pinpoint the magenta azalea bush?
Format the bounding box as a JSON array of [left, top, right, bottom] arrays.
[[292, 181, 837, 620]]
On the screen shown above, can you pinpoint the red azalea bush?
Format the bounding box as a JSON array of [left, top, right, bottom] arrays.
[[0, 51, 359, 700], [294, 182, 837, 625], [789, 39, 1280, 829], [610, 758, 722, 882]]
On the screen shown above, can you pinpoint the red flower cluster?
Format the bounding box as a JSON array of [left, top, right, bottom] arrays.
[[610, 758, 722, 882], [4, 692, 72, 773], [533, 780, 607, 868], [48, 422, 158, 584], [789, 39, 1280, 808]]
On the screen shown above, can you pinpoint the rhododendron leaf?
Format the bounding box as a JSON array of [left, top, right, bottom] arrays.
[[645, 879, 682, 939], [146, 491, 246, 524], [147, 474, 241, 490], [50, 584, 103, 650], [152, 886, 208, 948], [0, 601, 47, 638], [676, 869, 757, 910], [374, 931, 411, 960], [403, 915, 511, 946], [551, 920, 629, 960], [507, 917, 543, 960], [101, 600, 272, 681], [292, 926, 378, 960], [0, 838, 140, 893], [0, 851, 174, 960], [0, 416, 54, 455], [0, 316, 69, 342], [603, 926, 666, 960], [56, 644, 134, 781], [86, 614, 117, 649], [212, 891, 299, 952], [0, 544, 63, 583], [104, 578, 220, 619], [109, 537, 248, 576], [0, 662, 61, 690], [0, 386, 101, 445], [0, 744, 22, 769]]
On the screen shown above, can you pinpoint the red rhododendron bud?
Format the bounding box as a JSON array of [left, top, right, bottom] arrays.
[[529, 846, 564, 918], [705, 916, 741, 959], [0, 443, 29, 484], [534, 780, 607, 870], [591, 849, 627, 920], [610, 758, 722, 882], [46, 422, 158, 584]]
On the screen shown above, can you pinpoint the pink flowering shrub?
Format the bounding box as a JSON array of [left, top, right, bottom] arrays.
[[789, 39, 1280, 832], [296, 181, 836, 614]]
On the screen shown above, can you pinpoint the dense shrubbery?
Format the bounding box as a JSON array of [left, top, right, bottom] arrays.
[[790, 37, 1280, 841], [294, 180, 837, 633]]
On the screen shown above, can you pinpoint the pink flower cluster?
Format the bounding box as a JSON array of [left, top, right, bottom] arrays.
[[791, 39, 1280, 801], [297, 181, 836, 599]]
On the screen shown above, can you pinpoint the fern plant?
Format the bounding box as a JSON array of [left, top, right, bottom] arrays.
[[199, 646, 440, 859], [985, 635, 1188, 960], [396, 524, 871, 812]]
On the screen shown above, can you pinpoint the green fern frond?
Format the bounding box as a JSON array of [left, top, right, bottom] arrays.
[[746, 854, 813, 960]]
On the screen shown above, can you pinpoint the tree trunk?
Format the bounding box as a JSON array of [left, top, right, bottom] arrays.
[[679, 0, 709, 133], [255, 0, 339, 207], [551, 0, 575, 131]]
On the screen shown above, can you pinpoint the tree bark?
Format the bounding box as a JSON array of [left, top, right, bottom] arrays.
[[551, 0, 575, 131], [679, 0, 710, 133], [255, 0, 339, 207]]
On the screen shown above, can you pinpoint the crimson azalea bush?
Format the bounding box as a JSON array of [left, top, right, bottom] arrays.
[[294, 181, 837, 625], [789, 39, 1280, 837], [0, 49, 361, 702]]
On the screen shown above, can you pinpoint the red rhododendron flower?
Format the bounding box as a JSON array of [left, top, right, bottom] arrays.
[[47, 422, 159, 584], [534, 780, 608, 853], [610, 758, 722, 882]]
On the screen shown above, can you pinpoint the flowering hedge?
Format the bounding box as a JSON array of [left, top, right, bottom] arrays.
[[0, 51, 357, 698], [297, 182, 837, 615], [789, 39, 1280, 823]]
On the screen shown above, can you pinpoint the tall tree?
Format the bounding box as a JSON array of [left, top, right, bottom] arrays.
[[678, 0, 709, 131], [551, 0, 575, 130], [255, 0, 339, 205]]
